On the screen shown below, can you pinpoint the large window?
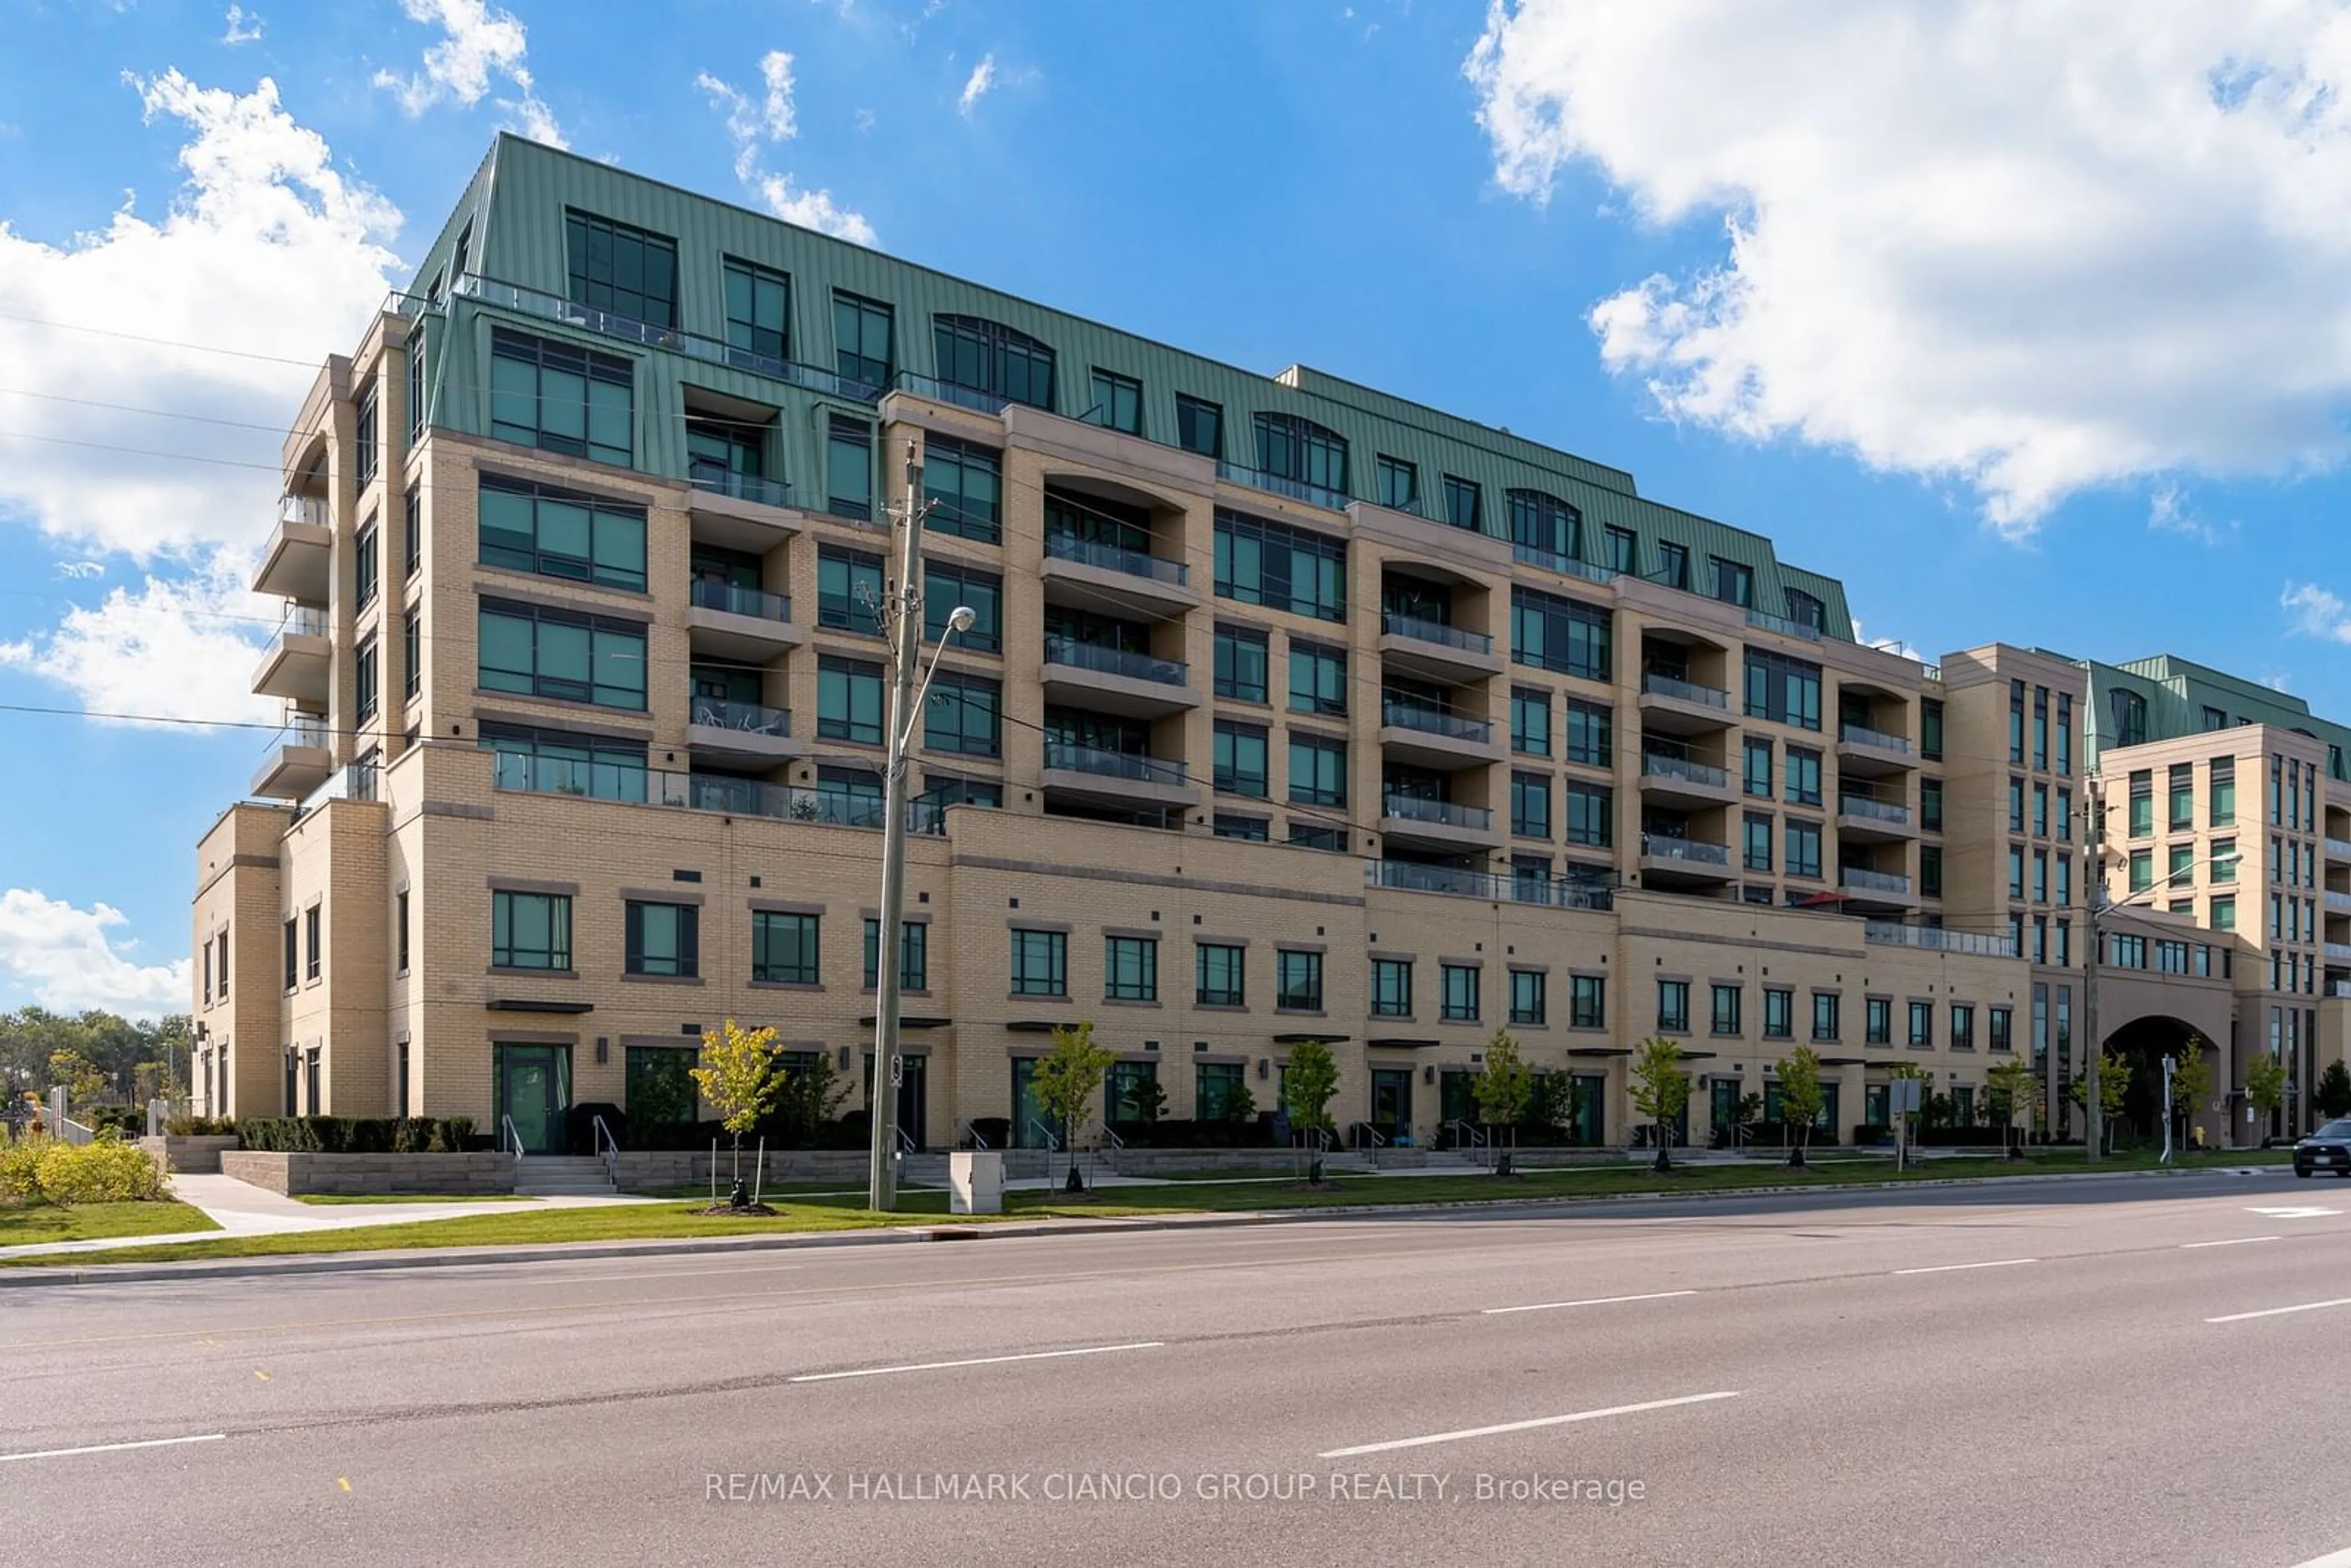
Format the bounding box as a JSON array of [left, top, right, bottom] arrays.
[[1176, 395, 1223, 458], [403, 485, 422, 579], [1813, 992, 1840, 1042], [1512, 587, 1612, 681], [1197, 1062, 1247, 1120], [490, 329, 634, 467], [1251, 411, 1348, 495], [1288, 733, 1348, 807], [626, 1046, 698, 1126], [354, 378, 379, 486], [833, 291, 894, 388], [1712, 983, 1742, 1036], [817, 656, 885, 745], [1442, 964, 1479, 1023], [1215, 625, 1269, 702], [1908, 1000, 1934, 1047], [492, 891, 571, 970], [477, 598, 647, 711], [722, 256, 790, 362], [1196, 943, 1245, 1007], [1377, 456, 1418, 512], [477, 477, 648, 591], [934, 314, 1056, 408], [1512, 772, 1551, 839], [923, 435, 1002, 543], [1763, 988, 1793, 1039], [1215, 511, 1346, 621], [1571, 974, 1607, 1030], [1783, 746, 1823, 806], [1785, 820, 1823, 879], [1511, 689, 1550, 756], [355, 522, 379, 614], [753, 911, 820, 985], [1106, 936, 1158, 1002], [355, 636, 378, 721], [1011, 929, 1068, 997], [1371, 958, 1412, 1018], [1656, 978, 1690, 1033], [1567, 700, 1613, 767], [924, 672, 1001, 757], [1510, 969, 1546, 1026], [1507, 489, 1578, 558], [926, 561, 1002, 653], [1566, 782, 1612, 847], [825, 415, 873, 520], [402, 607, 419, 698], [863, 918, 927, 990], [1277, 950, 1324, 1011], [624, 901, 699, 978], [1089, 369, 1142, 435], [1289, 640, 1348, 716], [1442, 476, 1481, 532], [819, 547, 884, 634], [565, 210, 676, 326], [481, 722, 648, 800], [1213, 721, 1269, 797], [406, 321, 427, 442], [1745, 650, 1823, 730], [2211, 759, 2237, 825]]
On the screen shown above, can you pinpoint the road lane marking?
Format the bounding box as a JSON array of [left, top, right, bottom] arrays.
[[2207, 1297, 2351, 1324], [2182, 1236, 2281, 1249], [1893, 1258, 2038, 1275], [0, 1434, 226, 1465], [1483, 1291, 1698, 1315], [1318, 1390, 1741, 1458], [2247, 1207, 2341, 1219], [2284, 1548, 2351, 1567], [789, 1341, 1164, 1382]]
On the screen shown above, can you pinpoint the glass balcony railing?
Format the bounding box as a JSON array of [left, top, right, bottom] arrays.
[[891, 371, 1009, 415], [1642, 753, 1730, 789], [492, 757, 944, 833], [1512, 543, 1619, 586], [284, 715, 329, 749], [1042, 531, 1189, 585], [2328, 836, 2351, 860], [1217, 459, 1349, 513], [277, 493, 328, 527], [1839, 795, 1913, 826], [1864, 921, 2015, 958], [1839, 723, 1913, 755], [1042, 742, 1190, 787], [1640, 835, 1731, 866], [688, 697, 791, 738], [689, 577, 792, 623], [298, 762, 378, 814], [1381, 699, 1493, 745], [1042, 637, 1188, 686], [451, 274, 883, 402], [1367, 858, 1615, 911], [1642, 672, 1731, 709], [1382, 795, 1493, 831], [2327, 942, 2351, 964], [1747, 607, 1826, 641], [1380, 612, 1493, 657], [688, 465, 793, 510], [1840, 866, 1913, 895], [279, 605, 328, 639]]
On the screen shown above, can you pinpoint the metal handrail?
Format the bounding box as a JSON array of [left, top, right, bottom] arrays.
[[591, 1114, 620, 1183], [962, 1120, 990, 1152], [501, 1112, 525, 1158], [896, 1126, 915, 1157], [1026, 1116, 1062, 1152]]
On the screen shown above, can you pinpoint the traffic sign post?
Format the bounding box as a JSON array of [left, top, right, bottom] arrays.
[[1889, 1079, 1922, 1174]]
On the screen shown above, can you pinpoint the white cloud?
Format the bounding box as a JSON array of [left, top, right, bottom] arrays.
[[1850, 614, 1922, 662], [957, 53, 996, 118], [2147, 483, 2237, 547], [54, 561, 103, 580], [0, 889, 187, 1018], [697, 60, 878, 246], [853, 107, 876, 135], [373, 0, 568, 149], [2282, 581, 2351, 644], [1466, 1, 2351, 536], [222, 5, 263, 45], [2260, 672, 2297, 692], [0, 557, 277, 727]]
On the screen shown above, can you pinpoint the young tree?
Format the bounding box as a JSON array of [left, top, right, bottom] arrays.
[[2069, 1047, 2133, 1152], [1775, 1046, 1825, 1168], [1030, 1021, 1115, 1192], [1281, 1038, 1341, 1184], [1629, 1037, 1690, 1174], [768, 1051, 851, 1147], [46, 1050, 107, 1111], [2169, 1036, 2213, 1155], [1215, 1076, 1258, 1125], [690, 1018, 779, 1205], [2315, 1059, 2351, 1121], [1471, 1030, 1535, 1176], [1985, 1056, 2038, 1158], [2246, 1049, 2288, 1144]]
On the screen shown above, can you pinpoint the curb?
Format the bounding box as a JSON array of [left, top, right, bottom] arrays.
[[0, 1163, 2289, 1289]]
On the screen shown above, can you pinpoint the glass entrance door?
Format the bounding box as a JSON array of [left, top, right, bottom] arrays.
[[1370, 1068, 1413, 1141], [1011, 1057, 1044, 1147], [494, 1043, 571, 1153], [865, 1052, 928, 1151]]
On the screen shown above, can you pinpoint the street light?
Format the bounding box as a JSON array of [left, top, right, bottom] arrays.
[[866, 441, 973, 1212], [2080, 804, 2238, 1162]]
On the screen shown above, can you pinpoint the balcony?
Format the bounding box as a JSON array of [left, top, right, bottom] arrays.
[[1377, 612, 1504, 683], [1216, 459, 1349, 514], [685, 696, 800, 764], [1864, 921, 2017, 959], [255, 495, 331, 603], [686, 467, 801, 550], [1512, 543, 1620, 588], [1837, 793, 1918, 844], [1040, 742, 1198, 809], [1379, 793, 1503, 854], [451, 274, 883, 402], [2327, 888, 2351, 913], [1746, 607, 1825, 642], [1637, 834, 1737, 887], [1038, 637, 1199, 719], [1839, 865, 1918, 910], [890, 371, 1010, 416], [2328, 836, 2351, 861], [251, 715, 332, 800], [2328, 942, 2351, 966], [1367, 858, 1614, 912], [1038, 531, 1199, 616], [1836, 722, 1918, 778], [686, 578, 804, 662], [1379, 699, 1504, 770], [492, 757, 945, 835], [1637, 672, 1736, 735], [252, 606, 331, 708], [1638, 751, 1737, 809]]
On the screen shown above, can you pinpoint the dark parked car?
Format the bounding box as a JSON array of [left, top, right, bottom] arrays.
[[2293, 1118, 2351, 1177]]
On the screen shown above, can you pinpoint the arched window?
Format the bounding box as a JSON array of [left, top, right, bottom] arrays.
[[1251, 412, 1349, 496], [932, 315, 1056, 409], [1505, 489, 1580, 560], [1785, 588, 1826, 631]]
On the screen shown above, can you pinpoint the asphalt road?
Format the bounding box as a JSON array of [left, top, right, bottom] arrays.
[[7, 1169, 2351, 1567]]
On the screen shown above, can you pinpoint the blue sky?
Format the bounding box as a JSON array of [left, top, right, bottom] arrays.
[[2, 0, 2347, 1016]]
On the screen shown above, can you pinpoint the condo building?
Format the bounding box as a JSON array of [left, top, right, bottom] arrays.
[[190, 136, 2337, 1153]]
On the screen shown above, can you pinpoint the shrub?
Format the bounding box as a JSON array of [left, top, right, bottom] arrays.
[[1, 1133, 168, 1206], [238, 1116, 473, 1153], [164, 1116, 238, 1137], [0, 1135, 43, 1202], [969, 1117, 1012, 1150], [88, 1106, 149, 1137]]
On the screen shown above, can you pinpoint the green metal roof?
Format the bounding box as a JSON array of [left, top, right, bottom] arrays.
[[2081, 653, 2351, 777]]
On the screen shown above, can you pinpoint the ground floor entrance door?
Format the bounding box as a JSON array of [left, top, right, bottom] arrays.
[[864, 1052, 928, 1151], [1570, 1073, 1608, 1146], [494, 1043, 571, 1154], [1010, 1057, 1046, 1147], [1439, 1069, 1474, 1130], [1370, 1068, 1413, 1141]]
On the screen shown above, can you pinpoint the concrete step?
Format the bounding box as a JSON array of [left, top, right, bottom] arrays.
[[514, 1155, 616, 1196]]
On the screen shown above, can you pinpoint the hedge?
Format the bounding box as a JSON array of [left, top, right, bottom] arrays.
[[164, 1116, 238, 1137], [0, 1130, 167, 1205], [237, 1116, 476, 1153]]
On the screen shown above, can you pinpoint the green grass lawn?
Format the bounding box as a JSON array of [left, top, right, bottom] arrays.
[[294, 1193, 546, 1206], [0, 1199, 220, 1248], [623, 1181, 944, 1201]]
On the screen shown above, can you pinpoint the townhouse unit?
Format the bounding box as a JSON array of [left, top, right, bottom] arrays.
[[190, 135, 2307, 1155]]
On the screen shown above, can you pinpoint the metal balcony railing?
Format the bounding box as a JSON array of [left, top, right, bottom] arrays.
[[1864, 921, 2016, 958], [2325, 888, 2351, 913], [1747, 607, 1826, 641], [1217, 459, 1349, 512], [298, 762, 378, 814], [1381, 699, 1493, 745], [1642, 672, 1731, 709], [1640, 835, 1731, 866], [1042, 637, 1188, 686], [490, 757, 946, 834], [688, 697, 791, 738], [2328, 836, 2351, 860], [1042, 531, 1188, 585], [1512, 544, 1619, 585], [1382, 794, 1493, 831], [1042, 743, 1190, 787], [1839, 723, 1913, 755], [1840, 867, 1913, 895], [277, 493, 328, 527], [688, 465, 793, 510], [891, 370, 1013, 415], [1379, 612, 1493, 656], [689, 577, 792, 623], [1365, 858, 1614, 910], [2328, 942, 2351, 964], [279, 604, 328, 639], [1839, 795, 1913, 825], [1642, 753, 1730, 789]]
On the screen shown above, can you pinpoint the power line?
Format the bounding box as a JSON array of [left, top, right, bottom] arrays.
[[0, 310, 329, 369]]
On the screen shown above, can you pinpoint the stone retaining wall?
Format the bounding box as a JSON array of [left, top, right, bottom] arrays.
[[221, 1150, 517, 1196], [137, 1135, 242, 1174], [612, 1150, 872, 1188]]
